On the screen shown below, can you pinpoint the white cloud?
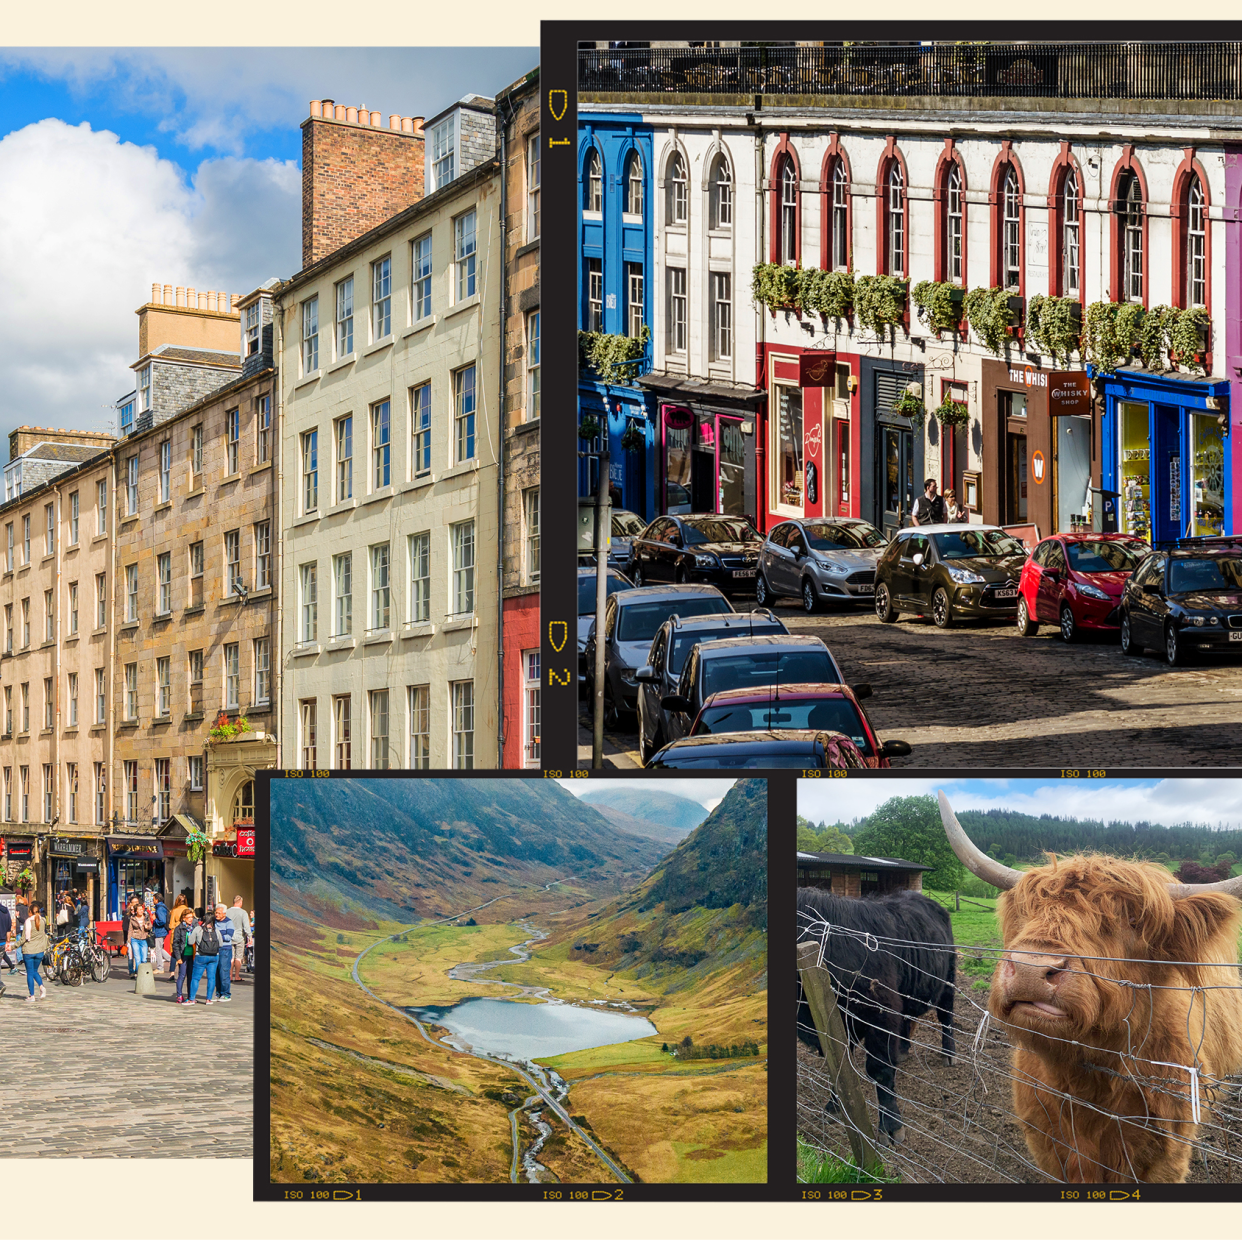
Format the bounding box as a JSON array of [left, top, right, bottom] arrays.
[[0, 118, 299, 432], [557, 778, 739, 813]]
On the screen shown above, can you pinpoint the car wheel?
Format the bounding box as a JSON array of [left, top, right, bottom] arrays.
[[1119, 611, 1140, 656], [1059, 605, 1077, 644], [1165, 623, 1186, 667], [603, 684, 621, 730], [1015, 597, 1038, 637], [931, 587, 953, 629], [874, 583, 897, 624], [632, 563, 645, 587], [755, 572, 770, 607], [644, 729, 664, 768], [802, 577, 819, 614]]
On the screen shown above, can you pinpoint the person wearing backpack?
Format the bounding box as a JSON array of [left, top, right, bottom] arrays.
[[172, 910, 197, 1004], [188, 910, 221, 1005], [20, 900, 50, 1000], [212, 903, 235, 1001]]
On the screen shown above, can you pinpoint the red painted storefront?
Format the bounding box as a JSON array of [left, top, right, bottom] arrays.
[[501, 593, 540, 769]]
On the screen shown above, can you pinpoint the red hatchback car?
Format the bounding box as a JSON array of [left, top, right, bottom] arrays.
[[1016, 533, 1151, 642]]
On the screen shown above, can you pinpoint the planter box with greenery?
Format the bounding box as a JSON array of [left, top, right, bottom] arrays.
[[578, 413, 602, 441], [578, 326, 651, 385], [965, 286, 1022, 355], [752, 262, 802, 315], [799, 267, 855, 320], [1084, 302, 1210, 375], [209, 712, 252, 744], [911, 280, 966, 336], [1027, 294, 1084, 367], [854, 274, 909, 337]]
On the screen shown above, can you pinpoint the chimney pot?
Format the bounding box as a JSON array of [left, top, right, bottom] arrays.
[[334, 105, 346, 121], [151, 282, 161, 303], [389, 114, 400, 130], [175, 286, 186, 308], [401, 117, 412, 134], [231, 294, 240, 310], [310, 100, 322, 117], [346, 106, 357, 125], [187, 286, 196, 308], [412, 116, 424, 134], [163, 284, 173, 302]]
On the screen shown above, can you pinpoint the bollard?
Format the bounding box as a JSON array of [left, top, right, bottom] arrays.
[[134, 961, 156, 996]]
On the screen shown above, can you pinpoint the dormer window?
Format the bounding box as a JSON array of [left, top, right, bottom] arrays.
[[431, 116, 455, 190], [244, 303, 261, 356], [119, 398, 135, 436], [138, 365, 151, 413]]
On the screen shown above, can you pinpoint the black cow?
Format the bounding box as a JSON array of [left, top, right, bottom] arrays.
[[797, 887, 957, 1143]]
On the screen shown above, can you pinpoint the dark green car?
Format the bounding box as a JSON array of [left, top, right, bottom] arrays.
[[873, 524, 1029, 628]]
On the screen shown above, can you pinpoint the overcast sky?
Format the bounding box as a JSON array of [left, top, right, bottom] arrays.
[[557, 778, 739, 814], [0, 47, 536, 436], [798, 777, 1242, 833]]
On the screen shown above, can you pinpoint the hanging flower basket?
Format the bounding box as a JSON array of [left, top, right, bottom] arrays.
[[893, 390, 926, 429], [578, 415, 602, 441], [619, 424, 646, 453], [185, 830, 210, 864], [16, 864, 36, 891], [935, 398, 971, 429]]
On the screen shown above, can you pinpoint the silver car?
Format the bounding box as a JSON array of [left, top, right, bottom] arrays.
[[756, 518, 888, 613]]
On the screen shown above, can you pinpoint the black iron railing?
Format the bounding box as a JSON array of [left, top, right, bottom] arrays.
[[579, 42, 1242, 102]]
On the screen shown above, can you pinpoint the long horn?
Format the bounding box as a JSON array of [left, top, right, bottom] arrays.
[[1168, 874, 1242, 900], [937, 790, 1022, 892]]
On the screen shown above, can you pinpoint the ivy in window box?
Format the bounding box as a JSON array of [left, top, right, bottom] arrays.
[[965, 286, 1018, 355], [800, 268, 855, 320], [893, 389, 926, 429], [1084, 301, 1149, 371], [1170, 307, 1210, 375], [911, 280, 966, 336], [578, 413, 603, 441], [751, 263, 802, 315], [934, 397, 971, 429], [1027, 295, 1083, 367], [578, 325, 650, 385], [854, 275, 908, 337], [619, 423, 646, 453]]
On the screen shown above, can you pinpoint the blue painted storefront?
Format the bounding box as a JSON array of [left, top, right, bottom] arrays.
[[578, 113, 656, 518], [1092, 366, 1233, 544]]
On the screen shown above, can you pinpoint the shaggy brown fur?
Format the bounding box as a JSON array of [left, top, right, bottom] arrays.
[[989, 854, 1242, 1183]]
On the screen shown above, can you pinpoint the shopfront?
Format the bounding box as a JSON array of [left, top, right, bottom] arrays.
[[578, 389, 655, 519], [48, 837, 103, 918], [1096, 368, 1231, 544], [2, 836, 34, 893], [981, 360, 1098, 538], [859, 357, 924, 537], [209, 826, 255, 914], [105, 838, 163, 921]]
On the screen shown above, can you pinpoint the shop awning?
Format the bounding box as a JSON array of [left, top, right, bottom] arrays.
[[636, 372, 766, 409]]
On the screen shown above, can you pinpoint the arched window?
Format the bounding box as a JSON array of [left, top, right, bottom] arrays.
[[625, 150, 643, 217], [1186, 174, 1205, 308], [1119, 171, 1144, 302], [1001, 166, 1021, 290], [232, 779, 255, 825], [584, 148, 602, 213], [711, 155, 732, 230], [830, 159, 849, 271], [886, 163, 905, 277], [945, 165, 963, 285], [780, 158, 798, 265], [668, 152, 687, 224], [1062, 168, 1081, 297]]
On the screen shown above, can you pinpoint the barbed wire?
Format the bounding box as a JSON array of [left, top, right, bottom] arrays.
[[797, 920, 1242, 1185]]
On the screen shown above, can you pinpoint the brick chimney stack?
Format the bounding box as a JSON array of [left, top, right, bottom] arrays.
[[301, 100, 426, 269]]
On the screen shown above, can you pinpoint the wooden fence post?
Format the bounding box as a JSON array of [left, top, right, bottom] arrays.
[[797, 939, 883, 1176]]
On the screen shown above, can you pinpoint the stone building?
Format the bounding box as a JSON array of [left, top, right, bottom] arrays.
[[108, 283, 277, 917], [498, 68, 541, 769], [0, 433, 114, 920], [278, 93, 503, 771]]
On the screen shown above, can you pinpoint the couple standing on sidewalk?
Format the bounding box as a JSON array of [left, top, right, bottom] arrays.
[[170, 898, 251, 1006]]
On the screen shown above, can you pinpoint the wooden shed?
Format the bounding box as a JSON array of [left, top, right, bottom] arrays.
[[797, 850, 932, 897]]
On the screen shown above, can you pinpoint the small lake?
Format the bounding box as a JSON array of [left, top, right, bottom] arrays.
[[411, 997, 657, 1060]]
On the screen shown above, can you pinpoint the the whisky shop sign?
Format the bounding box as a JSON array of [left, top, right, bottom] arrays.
[[1007, 365, 1091, 416]]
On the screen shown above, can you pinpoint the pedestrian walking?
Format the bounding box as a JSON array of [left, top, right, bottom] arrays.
[[14, 893, 28, 970], [943, 489, 967, 522], [20, 900, 49, 1001], [911, 479, 946, 526], [150, 891, 170, 976], [126, 896, 149, 978], [0, 899, 14, 973], [172, 909, 197, 1003], [225, 896, 252, 982], [74, 889, 90, 934], [167, 895, 191, 980], [213, 903, 234, 1001], [187, 909, 222, 1005]]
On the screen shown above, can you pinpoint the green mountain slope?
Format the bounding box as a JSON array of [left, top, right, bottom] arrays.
[[576, 786, 710, 834]]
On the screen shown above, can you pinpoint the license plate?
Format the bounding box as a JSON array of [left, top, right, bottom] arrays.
[[993, 589, 1018, 599], [855, 584, 875, 594], [1230, 632, 1242, 643], [732, 570, 756, 578]]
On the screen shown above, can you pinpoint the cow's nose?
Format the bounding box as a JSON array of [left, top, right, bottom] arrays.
[[1005, 951, 1068, 989]]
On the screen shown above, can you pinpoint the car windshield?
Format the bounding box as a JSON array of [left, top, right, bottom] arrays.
[[1066, 540, 1149, 573], [612, 511, 645, 538], [931, 529, 1026, 560], [803, 521, 886, 552], [701, 650, 840, 698], [696, 699, 871, 752], [578, 574, 630, 615], [657, 749, 817, 770], [1168, 556, 1242, 595], [682, 517, 758, 546], [616, 596, 731, 643], [670, 621, 783, 674]]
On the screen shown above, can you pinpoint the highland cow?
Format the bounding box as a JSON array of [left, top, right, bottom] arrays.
[[797, 886, 957, 1142], [938, 790, 1242, 1184]]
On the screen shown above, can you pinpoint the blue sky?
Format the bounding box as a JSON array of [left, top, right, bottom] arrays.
[[0, 48, 536, 434], [798, 777, 1242, 833]]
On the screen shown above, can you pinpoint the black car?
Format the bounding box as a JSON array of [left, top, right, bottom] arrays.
[[627, 514, 762, 595], [873, 524, 1029, 628], [1119, 545, 1242, 665], [581, 584, 734, 724], [634, 609, 788, 763], [647, 730, 869, 770], [577, 566, 633, 684]]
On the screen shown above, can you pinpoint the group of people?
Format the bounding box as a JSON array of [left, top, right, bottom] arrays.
[[163, 893, 252, 1006], [0, 896, 54, 1001], [911, 479, 968, 526]]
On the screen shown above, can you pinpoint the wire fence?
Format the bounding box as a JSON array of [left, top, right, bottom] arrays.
[[796, 917, 1242, 1184]]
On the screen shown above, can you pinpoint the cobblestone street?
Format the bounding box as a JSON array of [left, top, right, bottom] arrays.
[[0, 960, 253, 1156], [581, 601, 1242, 769]]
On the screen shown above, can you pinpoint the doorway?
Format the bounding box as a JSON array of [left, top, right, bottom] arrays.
[[1055, 415, 1092, 532], [880, 425, 915, 537]]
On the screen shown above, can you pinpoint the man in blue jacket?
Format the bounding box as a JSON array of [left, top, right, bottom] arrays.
[[212, 902, 234, 1001], [149, 891, 170, 978]]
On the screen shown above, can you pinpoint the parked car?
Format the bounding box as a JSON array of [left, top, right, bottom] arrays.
[[635, 609, 788, 763], [577, 565, 633, 683], [687, 683, 911, 768], [608, 509, 647, 573], [1016, 534, 1150, 642], [581, 584, 733, 724], [1119, 545, 1242, 665], [873, 524, 1029, 628], [627, 513, 763, 595], [647, 730, 869, 770], [655, 633, 845, 744], [756, 517, 887, 613]]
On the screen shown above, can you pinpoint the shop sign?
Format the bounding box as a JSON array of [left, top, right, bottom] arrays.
[[1170, 456, 1181, 520], [799, 351, 836, 388], [1049, 371, 1091, 415], [213, 841, 239, 857], [664, 406, 693, 431], [236, 829, 255, 858], [1007, 364, 1047, 389], [51, 838, 84, 856], [108, 842, 163, 859], [1031, 451, 1047, 485], [75, 859, 99, 873], [805, 421, 823, 459], [5, 840, 32, 859]]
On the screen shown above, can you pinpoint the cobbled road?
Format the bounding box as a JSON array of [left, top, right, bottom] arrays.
[[583, 599, 1242, 769], [0, 963, 253, 1156]]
